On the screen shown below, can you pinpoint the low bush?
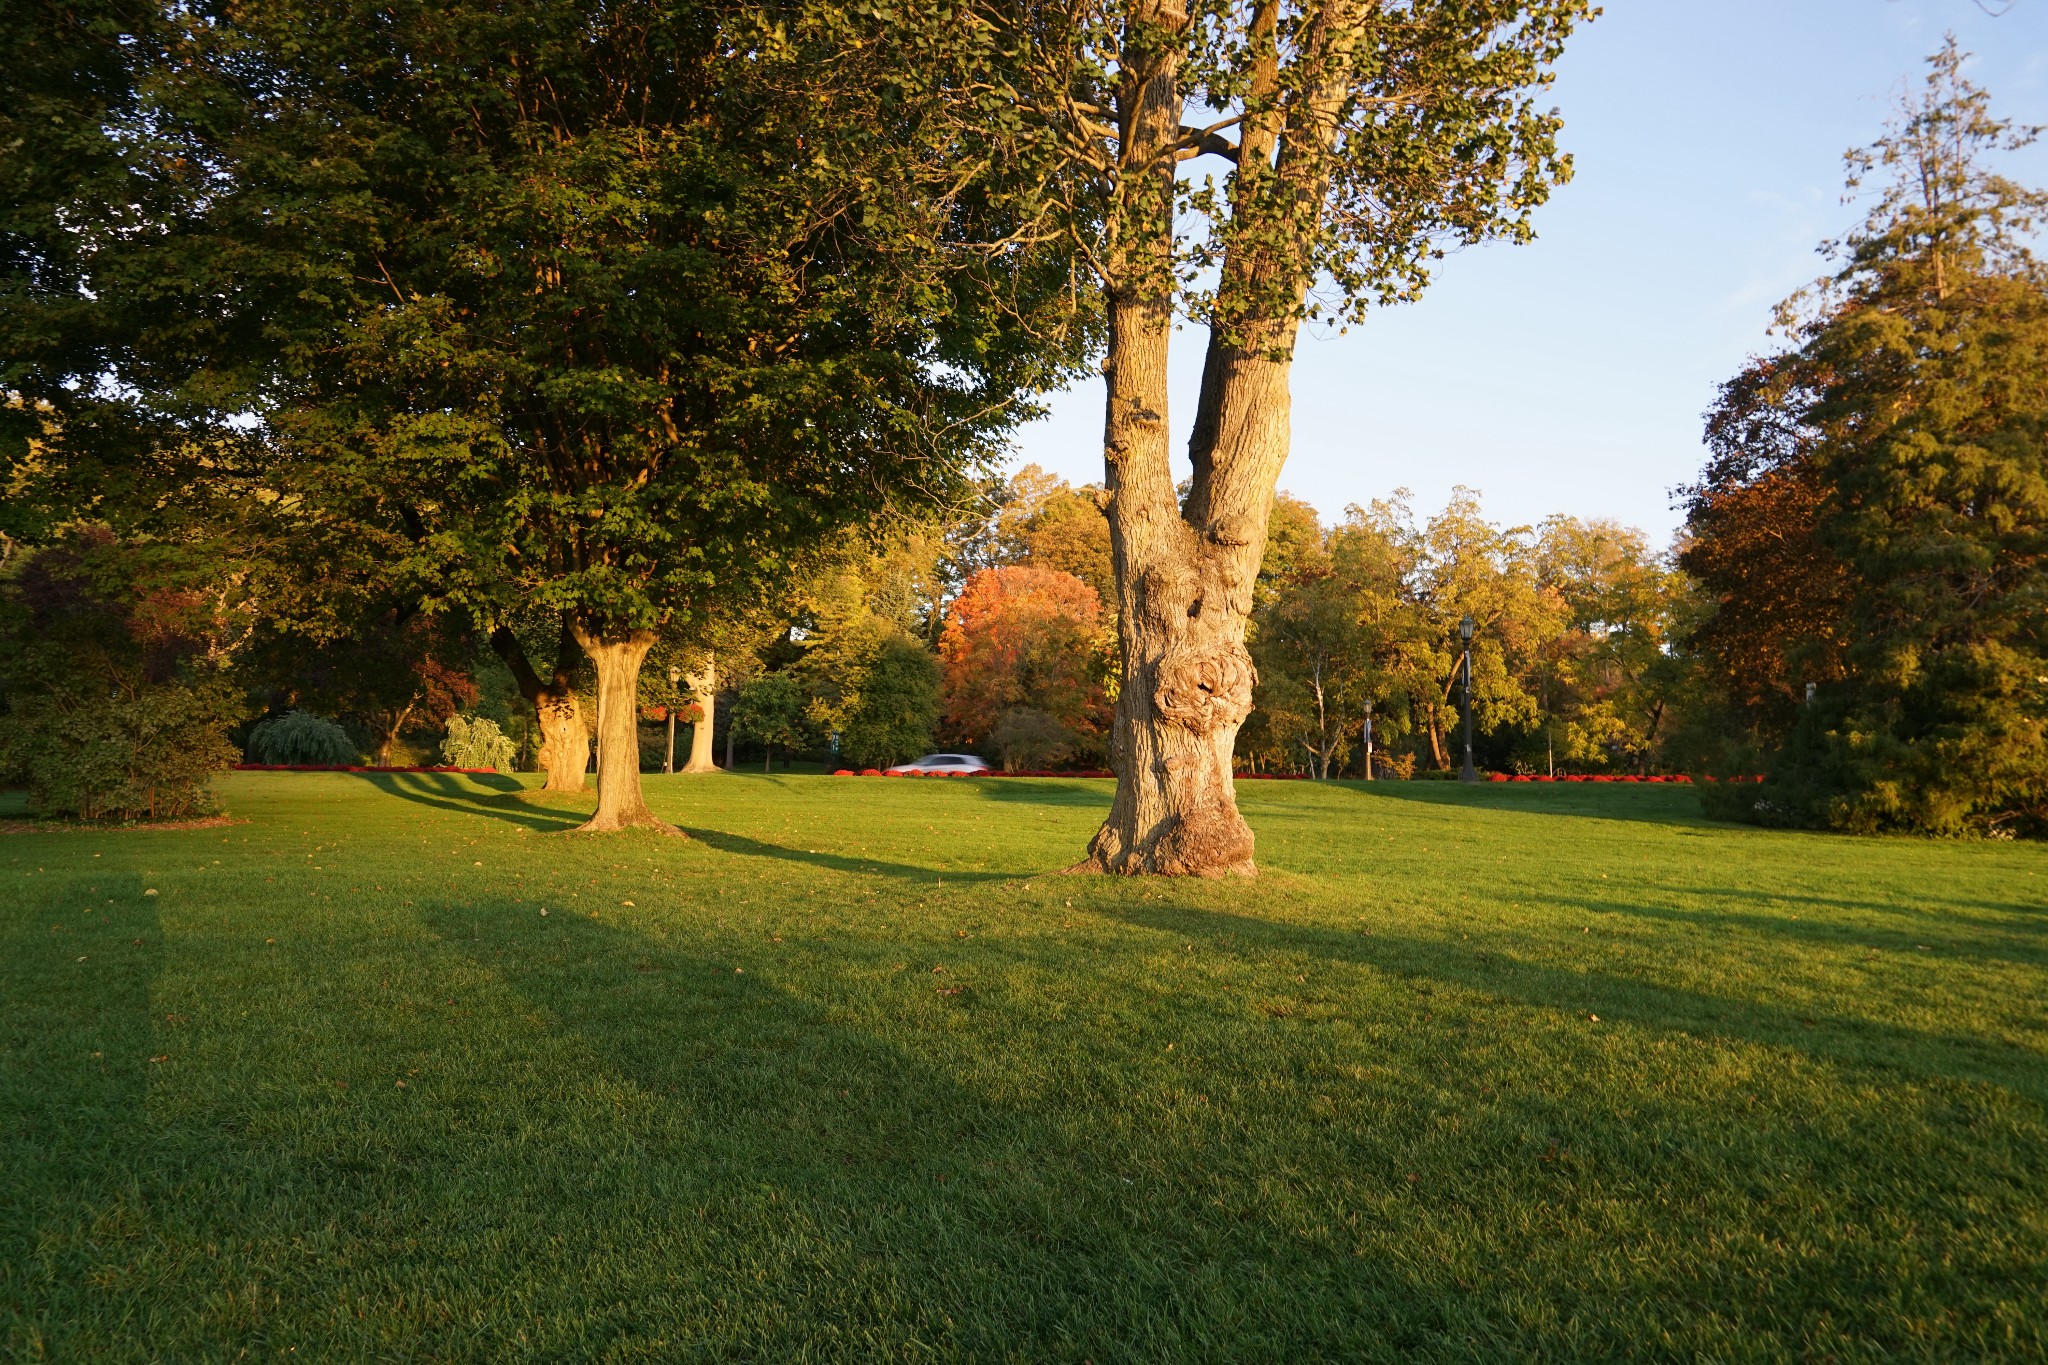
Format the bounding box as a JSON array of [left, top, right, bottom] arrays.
[[443, 714, 518, 772], [0, 533, 245, 821], [990, 708, 1074, 772], [246, 711, 359, 766]]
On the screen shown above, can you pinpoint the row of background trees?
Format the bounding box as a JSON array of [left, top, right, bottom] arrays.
[[1, 8, 2040, 839], [702, 470, 1701, 783]]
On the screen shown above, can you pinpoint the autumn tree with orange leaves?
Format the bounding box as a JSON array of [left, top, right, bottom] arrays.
[[937, 567, 1110, 766]]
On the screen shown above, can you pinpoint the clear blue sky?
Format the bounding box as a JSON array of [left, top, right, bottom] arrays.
[[1005, 0, 2048, 548]]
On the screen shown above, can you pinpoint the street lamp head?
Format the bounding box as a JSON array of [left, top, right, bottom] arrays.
[[668, 666, 682, 685], [1459, 615, 1475, 642]]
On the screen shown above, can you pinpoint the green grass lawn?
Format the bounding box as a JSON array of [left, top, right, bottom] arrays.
[[4, 772, 2044, 1362]]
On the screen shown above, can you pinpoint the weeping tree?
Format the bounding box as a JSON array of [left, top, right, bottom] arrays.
[[32, 0, 1078, 832], [941, 0, 1591, 872]]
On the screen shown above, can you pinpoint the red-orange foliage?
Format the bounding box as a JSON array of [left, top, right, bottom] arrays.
[[1679, 356, 1854, 737], [938, 566, 1106, 745]]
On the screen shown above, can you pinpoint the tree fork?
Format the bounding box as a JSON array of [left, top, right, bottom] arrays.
[[1072, 0, 1282, 877], [489, 618, 590, 793]]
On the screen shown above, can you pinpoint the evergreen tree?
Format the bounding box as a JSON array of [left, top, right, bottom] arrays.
[[1699, 40, 2048, 836]]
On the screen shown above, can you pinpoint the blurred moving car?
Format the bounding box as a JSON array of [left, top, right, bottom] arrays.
[[885, 753, 990, 775]]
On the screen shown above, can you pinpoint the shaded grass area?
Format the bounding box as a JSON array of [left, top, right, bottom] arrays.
[[3, 772, 2045, 1361]]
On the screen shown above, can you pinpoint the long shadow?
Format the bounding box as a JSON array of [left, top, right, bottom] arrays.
[[682, 826, 1017, 884], [411, 898, 1446, 1358], [1661, 883, 2048, 933], [369, 773, 589, 833], [968, 778, 1115, 809], [0, 871, 162, 1358], [1593, 891, 2048, 967], [1331, 779, 1727, 829], [420, 896, 2048, 1360], [1100, 901, 2048, 1105]]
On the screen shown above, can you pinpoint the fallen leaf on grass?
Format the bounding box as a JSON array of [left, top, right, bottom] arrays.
[[937, 986, 964, 997], [148, 1055, 169, 1064]]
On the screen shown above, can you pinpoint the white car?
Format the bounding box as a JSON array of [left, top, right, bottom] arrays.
[[885, 753, 991, 775]]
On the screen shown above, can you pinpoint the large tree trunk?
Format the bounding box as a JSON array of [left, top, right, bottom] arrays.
[[1077, 0, 1358, 874], [490, 619, 589, 792], [535, 690, 589, 790], [1074, 0, 1262, 877], [680, 655, 720, 773], [1080, 324, 1271, 874], [571, 622, 677, 834]]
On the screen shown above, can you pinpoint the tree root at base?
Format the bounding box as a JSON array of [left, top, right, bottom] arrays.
[[571, 814, 685, 836], [1059, 854, 1257, 878]]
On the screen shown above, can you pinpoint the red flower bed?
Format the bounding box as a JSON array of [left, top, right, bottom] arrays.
[[234, 764, 500, 775]]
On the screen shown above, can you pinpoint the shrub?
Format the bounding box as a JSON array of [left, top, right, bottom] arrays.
[[7, 678, 243, 821], [442, 714, 518, 771], [0, 533, 245, 822], [246, 711, 359, 766], [836, 636, 941, 772], [990, 707, 1074, 772]]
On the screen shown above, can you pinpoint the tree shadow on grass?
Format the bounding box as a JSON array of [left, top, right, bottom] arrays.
[[369, 773, 590, 833], [0, 877, 162, 1358], [1585, 890, 2048, 969], [1655, 883, 2048, 936], [411, 898, 1464, 1360], [417, 897, 2048, 1361], [967, 778, 1115, 809], [1329, 780, 1726, 830], [1100, 900, 2048, 1105], [680, 826, 1018, 885]]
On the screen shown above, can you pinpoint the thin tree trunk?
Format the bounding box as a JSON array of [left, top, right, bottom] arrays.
[[570, 622, 677, 834], [1311, 661, 1330, 778], [374, 700, 416, 766], [491, 619, 589, 792], [680, 655, 720, 773]]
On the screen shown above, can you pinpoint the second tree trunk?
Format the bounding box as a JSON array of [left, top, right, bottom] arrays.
[[680, 656, 720, 773], [572, 624, 676, 834]]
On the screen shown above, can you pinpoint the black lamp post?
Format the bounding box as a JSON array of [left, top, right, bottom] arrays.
[[1458, 614, 1478, 783], [665, 666, 682, 774]]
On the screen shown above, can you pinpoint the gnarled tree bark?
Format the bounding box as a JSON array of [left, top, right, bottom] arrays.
[[679, 654, 720, 773], [490, 617, 590, 792], [571, 621, 678, 834], [1075, 0, 1352, 876]]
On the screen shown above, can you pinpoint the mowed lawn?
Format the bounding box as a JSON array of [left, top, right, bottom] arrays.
[[3, 773, 2045, 1363]]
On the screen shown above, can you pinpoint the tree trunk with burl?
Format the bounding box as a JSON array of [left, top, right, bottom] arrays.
[[1045, 0, 1584, 873], [490, 619, 589, 793], [1076, 0, 1338, 875]]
